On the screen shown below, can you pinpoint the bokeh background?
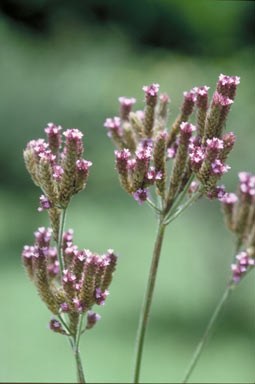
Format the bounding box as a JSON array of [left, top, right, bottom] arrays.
[[0, 0, 254, 383]]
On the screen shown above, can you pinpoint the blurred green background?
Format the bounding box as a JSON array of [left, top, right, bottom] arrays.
[[0, 0, 254, 383]]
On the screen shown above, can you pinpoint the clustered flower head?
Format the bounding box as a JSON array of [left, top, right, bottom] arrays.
[[23, 124, 119, 337], [104, 75, 239, 213], [22, 227, 118, 335], [23, 123, 92, 240], [219, 172, 255, 283]]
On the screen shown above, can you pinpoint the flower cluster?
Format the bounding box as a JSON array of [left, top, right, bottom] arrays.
[[22, 227, 118, 335], [220, 172, 255, 245], [231, 249, 255, 283], [104, 75, 239, 213], [219, 172, 255, 283], [23, 124, 118, 338], [23, 123, 92, 240]]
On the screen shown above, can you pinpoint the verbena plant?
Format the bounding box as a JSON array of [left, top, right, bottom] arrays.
[[23, 126, 118, 383], [103, 74, 254, 383], [22, 74, 254, 383]]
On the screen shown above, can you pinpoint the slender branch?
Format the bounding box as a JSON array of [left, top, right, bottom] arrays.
[[165, 174, 195, 221], [133, 218, 166, 383], [57, 314, 72, 336], [146, 198, 161, 214], [57, 208, 67, 275], [74, 345, 86, 384], [181, 284, 234, 383], [76, 313, 85, 346], [164, 190, 202, 226]]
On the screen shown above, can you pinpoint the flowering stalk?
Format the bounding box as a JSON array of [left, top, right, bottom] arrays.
[[23, 123, 119, 383], [104, 75, 239, 383], [182, 171, 255, 383]]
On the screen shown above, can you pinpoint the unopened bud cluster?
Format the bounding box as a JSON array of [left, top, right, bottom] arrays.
[[219, 172, 255, 282], [23, 123, 92, 240], [22, 227, 118, 335], [104, 75, 239, 212]]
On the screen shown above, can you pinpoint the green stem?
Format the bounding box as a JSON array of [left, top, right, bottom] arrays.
[[57, 314, 72, 336], [57, 208, 67, 275], [164, 190, 201, 226], [146, 198, 161, 213], [165, 174, 195, 221], [74, 344, 86, 384], [133, 218, 166, 383], [181, 284, 234, 383]]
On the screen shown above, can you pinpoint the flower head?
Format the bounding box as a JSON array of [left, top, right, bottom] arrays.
[[133, 188, 150, 205]]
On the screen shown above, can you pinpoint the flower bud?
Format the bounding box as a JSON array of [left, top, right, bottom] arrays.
[[166, 123, 196, 210], [220, 192, 238, 232], [59, 129, 84, 207], [86, 311, 101, 330], [143, 83, 160, 138], [115, 149, 132, 193], [153, 130, 167, 197], [22, 245, 34, 281], [194, 86, 210, 139], [44, 123, 62, 158], [104, 117, 124, 148], [101, 249, 119, 291], [33, 245, 59, 314], [48, 319, 67, 335], [118, 97, 136, 121], [132, 148, 151, 191], [74, 159, 92, 194], [129, 111, 144, 139]]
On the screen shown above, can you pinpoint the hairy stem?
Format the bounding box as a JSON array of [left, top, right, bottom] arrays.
[[164, 190, 201, 226], [133, 218, 166, 383], [182, 284, 234, 383], [74, 344, 86, 384]]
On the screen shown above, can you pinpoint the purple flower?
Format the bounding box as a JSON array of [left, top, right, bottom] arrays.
[[115, 148, 131, 161], [53, 165, 64, 181], [182, 89, 196, 116], [167, 147, 176, 159], [45, 122, 62, 153], [86, 311, 101, 330], [194, 86, 210, 110], [63, 129, 83, 141], [48, 319, 66, 334], [212, 92, 233, 108], [220, 192, 238, 205], [145, 167, 162, 185], [76, 159, 93, 174], [60, 302, 70, 313], [231, 251, 254, 282], [160, 93, 171, 103], [143, 83, 160, 97], [22, 245, 35, 259], [217, 74, 240, 99], [222, 132, 236, 149], [211, 159, 230, 175], [180, 122, 196, 137], [38, 195, 51, 212], [48, 260, 60, 277], [27, 139, 48, 160], [118, 97, 136, 121], [238, 172, 255, 196], [118, 97, 136, 107], [189, 145, 205, 171], [207, 185, 226, 200], [34, 227, 52, 247], [133, 188, 150, 205], [95, 288, 109, 306], [206, 138, 224, 151], [104, 117, 122, 138]]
